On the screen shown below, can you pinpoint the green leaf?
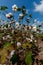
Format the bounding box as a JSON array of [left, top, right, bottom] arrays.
[[17, 8, 21, 11], [4, 42, 10, 49], [25, 51, 32, 65], [10, 54, 18, 64], [29, 14, 32, 18], [0, 6, 8, 10]]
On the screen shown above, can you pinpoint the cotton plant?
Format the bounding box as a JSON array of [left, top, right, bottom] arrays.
[[4, 5, 32, 30], [0, 4, 43, 65]]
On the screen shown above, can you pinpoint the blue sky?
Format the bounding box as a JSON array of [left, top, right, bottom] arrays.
[[0, 0, 43, 24]]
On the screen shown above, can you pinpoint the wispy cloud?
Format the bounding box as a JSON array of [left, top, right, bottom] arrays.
[[33, 0, 43, 13]]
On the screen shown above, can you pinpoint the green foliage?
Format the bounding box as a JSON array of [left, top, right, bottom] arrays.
[[25, 51, 32, 65], [3, 42, 10, 49], [0, 6, 8, 10], [22, 42, 32, 49], [10, 54, 18, 64], [17, 8, 21, 11]]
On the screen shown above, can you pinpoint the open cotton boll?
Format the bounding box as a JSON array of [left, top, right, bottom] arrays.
[[10, 50, 15, 57], [12, 4, 18, 11], [25, 26, 27, 31], [7, 35, 10, 38], [26, 37, 33, 42], [19, 13, 24, 19], [29, 26, 31, 30], [9, 13, 13, 16], [4, 27, 7, 30], [30, 39, 33, 42], [34, 40, 37, 43], [6, 14, 10, 18], [19, 13, 23, 17], [34, 19, 37, 23], [12, 29, 14, 34], [32, 25, 37, 31], [3, 37, 5, 40], [30, 34, 33, 39], [17, 42, 21, 47], [15, 22, 19, 28], [6, 13, 13, 18], [26, 37, 30, 41], [8, 24, 10, 28]]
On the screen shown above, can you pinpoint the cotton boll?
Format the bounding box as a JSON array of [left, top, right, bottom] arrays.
[[6, 13, 13, 18], [30, 34, 33, 39], [12, 29, 14, 34], [9, 13, 13, 17], [6, 14, 10, 18], [29, 26, 31, 30], [25, 26, 27, 31], [15, 22, 19, 28], [17, 42, 21, 47], [19, 13, 24, 19], [10, 50, 15, 57], [26, 37, 30, 41], [32, 25, 37, 31], [8, 24, 10, 28], [7, 35, 10, 38], [4, 27, 7, 30], [3, 37, 5, 40], [34, 40, 37, 43], [34, 19, 37, 23], [30, 39, 33, 42], [12, 4, 18, 11]]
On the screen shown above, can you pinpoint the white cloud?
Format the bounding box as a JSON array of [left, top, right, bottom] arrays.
[[34, 0, 43, 13]]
